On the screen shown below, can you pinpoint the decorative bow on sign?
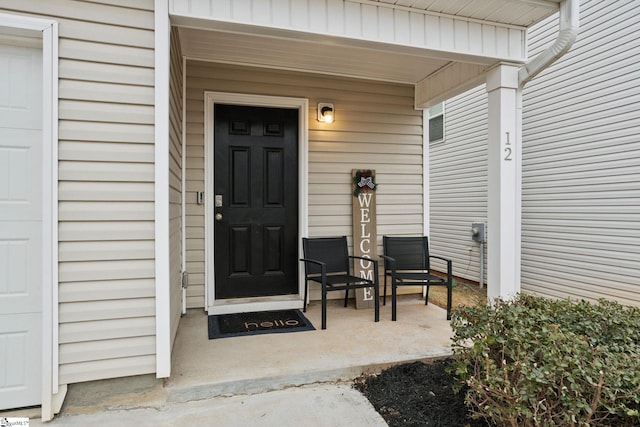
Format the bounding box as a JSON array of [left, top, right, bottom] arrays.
[[353, 169, 377, 197], [358, 176, 376, 189]]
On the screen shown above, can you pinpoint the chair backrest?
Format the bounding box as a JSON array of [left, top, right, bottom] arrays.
[[383, 236, 430, 270], [302, 236, 350, 275]]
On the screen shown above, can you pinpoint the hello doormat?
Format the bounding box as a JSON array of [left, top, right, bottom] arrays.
[[208, 309, 315, 339]]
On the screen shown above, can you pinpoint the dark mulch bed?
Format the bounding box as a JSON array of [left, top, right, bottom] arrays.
[[354, 359, 490, 427]]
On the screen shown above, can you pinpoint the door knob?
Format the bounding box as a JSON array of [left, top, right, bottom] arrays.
[[215, 213, 223, 221]]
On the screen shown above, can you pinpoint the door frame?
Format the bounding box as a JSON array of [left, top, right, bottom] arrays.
[[204, 92, 308, 314], [0, 13, 60, 421]]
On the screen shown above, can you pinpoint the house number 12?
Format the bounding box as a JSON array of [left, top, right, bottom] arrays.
[[504, 131, 513, 161]]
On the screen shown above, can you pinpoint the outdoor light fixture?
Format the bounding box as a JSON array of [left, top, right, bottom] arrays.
[[317, 102, 334, 123]]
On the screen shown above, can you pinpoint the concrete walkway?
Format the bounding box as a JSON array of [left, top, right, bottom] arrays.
[[4, 295, 453, 425], [28, 383, 387, 426]]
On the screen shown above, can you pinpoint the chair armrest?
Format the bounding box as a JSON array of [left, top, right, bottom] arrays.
[[348, 255, 378, 271], [300, 258, 325, 266], [429, 255, 452, 279], [299, 258, 327, 276], [380, 255, 396, 271], [429, 255, 451, 263]]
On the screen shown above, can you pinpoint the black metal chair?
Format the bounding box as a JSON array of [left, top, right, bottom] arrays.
[[381, 236, 452, 321], [301, 236, 380, 329]]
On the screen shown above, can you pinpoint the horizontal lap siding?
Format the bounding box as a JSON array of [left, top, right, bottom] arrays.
[[521, 0, 640, 305], [0, 0, 157, 383], [433, 0, 640, 306], [430, 86, 488, 282], [169, 28, 184, 346], [185, 61, 422, 308]]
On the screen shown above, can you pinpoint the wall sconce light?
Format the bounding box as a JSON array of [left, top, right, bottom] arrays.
[[317, 102, 334, 123]]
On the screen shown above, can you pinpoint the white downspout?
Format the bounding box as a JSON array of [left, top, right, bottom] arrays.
[[519, 0, 580, 87]]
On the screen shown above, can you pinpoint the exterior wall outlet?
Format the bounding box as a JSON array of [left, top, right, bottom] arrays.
[[471, 222, 485, 242], [181, 271, 189, 289]]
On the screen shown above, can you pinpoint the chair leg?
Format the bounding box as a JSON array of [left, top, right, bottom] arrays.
[[446, 261, 453, 320], [391, 283, 397, 321], [446, 283, 452, 321], [303, 279, 308, 313], [344, 289, 348, 308], [322, 288, 327, 330], [424, 286, 430, 305], [374, 281, 380, 322], [383, 273, 387, 306]]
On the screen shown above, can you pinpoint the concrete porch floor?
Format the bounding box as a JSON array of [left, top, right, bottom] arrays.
[[7, 294, 454, 424], [166, 294, 454, 403]]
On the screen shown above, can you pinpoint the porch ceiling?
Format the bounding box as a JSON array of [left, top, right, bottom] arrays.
[[178, 26, 454, 84]]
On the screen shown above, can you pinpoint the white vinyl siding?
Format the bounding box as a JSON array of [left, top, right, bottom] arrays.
[[168, 27, 183, 346], [0, 1, 158, 384], [185, 61, 423, 308], [520, 0, 640, 305], [430, 86, 488, 283], [432, 0, 640, 306]]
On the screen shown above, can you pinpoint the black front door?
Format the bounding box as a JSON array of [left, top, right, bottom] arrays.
[[214, 104, 299, 299]]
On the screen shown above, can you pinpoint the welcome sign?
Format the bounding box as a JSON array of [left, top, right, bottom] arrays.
[[352, 169, 377, 309]]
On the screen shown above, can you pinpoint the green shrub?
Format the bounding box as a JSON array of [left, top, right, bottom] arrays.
[[450, 294, 640, 427]]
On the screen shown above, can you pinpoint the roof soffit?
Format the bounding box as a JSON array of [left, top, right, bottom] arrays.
[[171, 0, 560, 101], [366, 0, 560, 27]]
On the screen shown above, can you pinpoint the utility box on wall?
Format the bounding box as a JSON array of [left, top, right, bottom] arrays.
[[471, 223, 485, 242]]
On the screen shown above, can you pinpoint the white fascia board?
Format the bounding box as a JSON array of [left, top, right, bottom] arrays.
[[170, 0, 527, 63], [415, 62, 488, 109]]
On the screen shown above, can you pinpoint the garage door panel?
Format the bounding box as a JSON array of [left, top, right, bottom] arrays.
[[0, 313, 41, 408], [0, 223, 42, 314], [0, 42, 42, 129], [0, 128, 41, 221]]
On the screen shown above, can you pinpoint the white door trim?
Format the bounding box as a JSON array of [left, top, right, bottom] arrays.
[[0, 12, 59, 422], [203, 92, 309, 314], [154, 0, 171, 380]]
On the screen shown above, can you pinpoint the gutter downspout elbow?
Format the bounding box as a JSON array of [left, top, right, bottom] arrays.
[[519, 0, 579, 87]]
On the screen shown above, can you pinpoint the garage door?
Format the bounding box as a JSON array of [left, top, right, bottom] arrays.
[[0, 35, 43, 410]]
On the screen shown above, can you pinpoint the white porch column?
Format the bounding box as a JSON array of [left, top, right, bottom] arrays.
[[486, 64, 522, 301]]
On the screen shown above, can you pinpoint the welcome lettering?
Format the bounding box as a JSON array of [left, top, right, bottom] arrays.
[[352, 170, 377, 307]]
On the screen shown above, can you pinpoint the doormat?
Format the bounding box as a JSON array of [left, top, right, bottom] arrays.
[[208, 309, 315, 339]]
